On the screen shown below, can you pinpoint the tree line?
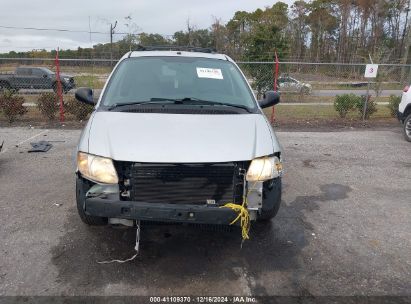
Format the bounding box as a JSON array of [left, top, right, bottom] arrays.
[[1, 0, 411, 64]]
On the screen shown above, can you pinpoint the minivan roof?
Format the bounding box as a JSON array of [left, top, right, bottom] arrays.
[[125, 50, 230, 61]]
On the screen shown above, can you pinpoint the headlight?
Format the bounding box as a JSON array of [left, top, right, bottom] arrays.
[[63, 77, 70, 82], [246, 156, 283, 182], [77, 152, 118, 184]]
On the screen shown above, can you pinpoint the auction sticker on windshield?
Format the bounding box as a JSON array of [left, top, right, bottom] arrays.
[[196, 67, 223, 80]]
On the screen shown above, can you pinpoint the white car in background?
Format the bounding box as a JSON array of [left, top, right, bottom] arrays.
[[278, 74, 312, 95], [398, 86, 411, 142]]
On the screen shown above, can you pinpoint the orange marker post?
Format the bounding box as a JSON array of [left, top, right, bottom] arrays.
[[55, 48, 65, 123], [270, 51, 279, 124]]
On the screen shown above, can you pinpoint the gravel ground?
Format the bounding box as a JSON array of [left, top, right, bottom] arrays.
[[0, 127, 410, 298]]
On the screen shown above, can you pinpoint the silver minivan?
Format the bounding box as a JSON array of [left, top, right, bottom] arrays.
[[74, 47, 283, 235]]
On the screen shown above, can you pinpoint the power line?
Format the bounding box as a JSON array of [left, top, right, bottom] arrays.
[[0, 24, 175, 37], [0, 46, 59, 49], [0, 25, 129, 35]]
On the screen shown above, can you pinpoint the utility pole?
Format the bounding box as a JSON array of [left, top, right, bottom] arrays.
[[186, 18, 192, 46], [110, 21, 117, 66]]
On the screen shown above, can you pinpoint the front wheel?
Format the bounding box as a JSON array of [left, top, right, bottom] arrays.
[[257, 177, 282, 222], [52, 83, 66, 94], [301, 86, 311, 95], [76, 177, 108, 226], [404, 114, 411, 142]]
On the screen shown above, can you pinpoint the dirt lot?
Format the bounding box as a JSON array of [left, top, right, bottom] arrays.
[[0, 127, 410, 298]]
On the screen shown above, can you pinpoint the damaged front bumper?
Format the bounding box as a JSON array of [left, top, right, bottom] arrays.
[[83, 181, 264, 225], [85, 196, 239, 225]]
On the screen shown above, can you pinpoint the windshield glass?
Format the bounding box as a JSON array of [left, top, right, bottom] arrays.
[[40, 68, 54, 75], [101, 56, 256, 109]]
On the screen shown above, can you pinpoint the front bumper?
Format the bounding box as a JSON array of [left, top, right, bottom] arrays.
[[85, 197, 238, 225]]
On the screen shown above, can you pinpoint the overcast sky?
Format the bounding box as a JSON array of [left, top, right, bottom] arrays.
[[0, 0, 295, 52]]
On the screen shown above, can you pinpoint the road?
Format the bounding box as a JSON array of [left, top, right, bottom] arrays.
[[0, 127, 410, 297]]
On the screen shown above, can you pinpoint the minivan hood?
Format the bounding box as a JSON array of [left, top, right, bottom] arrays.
[[86, 112, 279, 163]]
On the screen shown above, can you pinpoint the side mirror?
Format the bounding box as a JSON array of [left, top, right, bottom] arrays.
[[258, 91, 280, 108], [75, 88, 95, 105]]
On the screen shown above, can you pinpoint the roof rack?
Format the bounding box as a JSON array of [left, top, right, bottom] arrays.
[[134, 45, 218, 54]]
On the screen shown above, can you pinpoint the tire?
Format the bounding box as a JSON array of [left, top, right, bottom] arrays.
[[76, 177, 108, 226], [52, 82, 66, 94], [301, 86, 310, 95], [257, 177, 282, 222], [404, 114, 411, 142], [0, 81, 11, 93]]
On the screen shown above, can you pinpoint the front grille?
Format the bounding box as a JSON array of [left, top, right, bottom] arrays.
[[117, 162, 246, 205]]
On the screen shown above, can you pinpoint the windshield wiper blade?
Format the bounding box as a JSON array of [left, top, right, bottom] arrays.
[[150, 97, 195, 104], [182, 97, 251, 112], [108, 98, 188, 110], [108, 98, 252, 113], [151, 97, 252, 112], [107, 100, 174, 111], [202, 101, 251, 112]]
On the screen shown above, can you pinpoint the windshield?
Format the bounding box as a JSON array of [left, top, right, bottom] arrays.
[[101, 56, 256, 109], [41, 68, 54, 75]]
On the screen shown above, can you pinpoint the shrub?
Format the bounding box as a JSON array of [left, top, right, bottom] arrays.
[[0, 90, 27, 123], [355, 95, 377, 119], [37, 92, 59, 120], [334, 94, 359, 118], [64, 96, 94, 121], [387, 95, 401, 117]]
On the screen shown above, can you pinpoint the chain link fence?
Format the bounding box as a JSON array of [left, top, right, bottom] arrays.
[[0, 57, 407, 125]]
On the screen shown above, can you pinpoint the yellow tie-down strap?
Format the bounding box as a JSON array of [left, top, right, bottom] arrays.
[[220, 196, 250, 240], [220, 181, 263, 241]]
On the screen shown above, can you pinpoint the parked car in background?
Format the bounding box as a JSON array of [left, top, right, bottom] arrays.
[[398, 85, 411, 142], [278, 74, 312, 95], [0, 67, 75, 93], [74, 47, 283, 232]]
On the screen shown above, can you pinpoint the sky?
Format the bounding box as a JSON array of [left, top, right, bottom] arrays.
[[0, 0, 295, 52]]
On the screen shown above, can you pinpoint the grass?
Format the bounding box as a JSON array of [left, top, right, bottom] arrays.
[[280, 93, 391, 104], [61, 65, 112, 75], [73, 75, 105, 89], [311, 83, 403, 91], [263, 104, 392, 120]]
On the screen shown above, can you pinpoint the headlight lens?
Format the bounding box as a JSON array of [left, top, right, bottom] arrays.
[[246, 156, 283, 181], [77, 152, 118, 184]]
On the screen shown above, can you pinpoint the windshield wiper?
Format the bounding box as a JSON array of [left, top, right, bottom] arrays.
[[150, 97, 195, 104], [150, 97, 252, 112], [107, 100, 174, 111], [108, 97, 252, 113]]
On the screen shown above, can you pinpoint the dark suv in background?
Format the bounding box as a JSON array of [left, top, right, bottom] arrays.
[[0, 67, 75, 93]]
